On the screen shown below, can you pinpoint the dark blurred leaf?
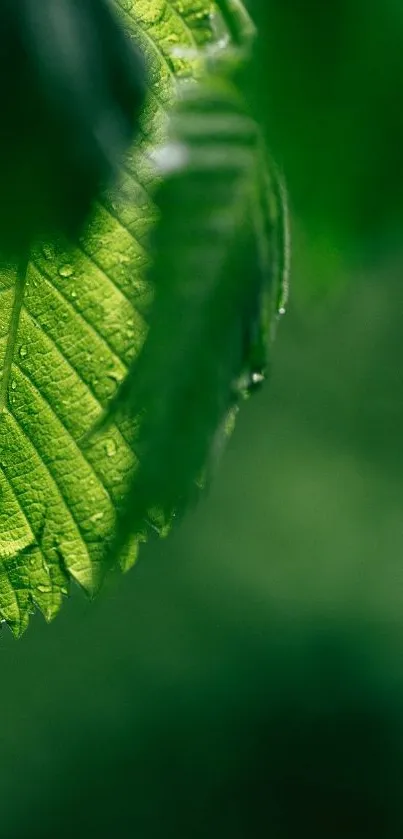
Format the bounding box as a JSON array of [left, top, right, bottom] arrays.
[[106, 76, 288, 548], [0, 0, 146, 255], [248, 0, 403, 262]]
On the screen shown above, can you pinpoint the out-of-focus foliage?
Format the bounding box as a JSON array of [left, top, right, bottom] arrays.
[[247, 0, 403, 295], [0, 0, 146, 255], [107, 76, 288, 547]]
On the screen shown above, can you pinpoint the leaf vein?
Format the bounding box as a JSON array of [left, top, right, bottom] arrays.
[[29, 263, 130, 368], [13, 363, 116, 512]]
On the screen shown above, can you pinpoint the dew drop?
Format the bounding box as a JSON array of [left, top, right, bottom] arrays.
[[106, 370, 124, 390], [59, 264, 74, 278], [42, 244, 54, 260], [11, 380, 17, 390], [19, 345, 28, 359], [251, 372, 265, 386], [90, 511, 104, 523], [104, 439, 117, 458], [278, 306, 286, 316], [244, 370, 266, 396]]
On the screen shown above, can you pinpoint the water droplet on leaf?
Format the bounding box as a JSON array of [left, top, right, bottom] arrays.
[[251, 372, 265, 386], [59, 264, 74, 278], [90, 511, 104, 523], [42, 244, 55, 261], [104, 439, 117, 458]]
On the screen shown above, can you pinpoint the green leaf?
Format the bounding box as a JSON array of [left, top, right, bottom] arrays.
[[0, 0, 224, 636], [106, 75, 289, 548], [0, 0, 288, 636]]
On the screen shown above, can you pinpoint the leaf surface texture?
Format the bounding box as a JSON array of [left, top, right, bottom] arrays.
[[0, 0, 217, 635]]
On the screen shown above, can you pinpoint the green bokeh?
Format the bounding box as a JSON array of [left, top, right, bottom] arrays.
[[249, 0, 403, 247], [1, 3, 403, 837]]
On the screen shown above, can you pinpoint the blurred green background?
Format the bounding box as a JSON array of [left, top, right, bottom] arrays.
[[2, 2, 403, 836]]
